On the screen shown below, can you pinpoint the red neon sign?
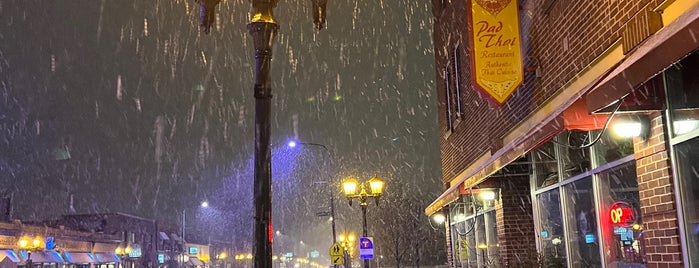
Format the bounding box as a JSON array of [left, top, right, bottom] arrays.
[[609, 201, 636, 227]]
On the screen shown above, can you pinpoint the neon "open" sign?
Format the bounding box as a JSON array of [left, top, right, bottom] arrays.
[[609, 201, 636, 227]]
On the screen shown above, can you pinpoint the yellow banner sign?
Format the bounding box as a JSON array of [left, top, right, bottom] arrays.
[[470, 0, 523, 105]]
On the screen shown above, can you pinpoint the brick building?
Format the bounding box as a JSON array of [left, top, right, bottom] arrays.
[[425, 0, 699, 267]]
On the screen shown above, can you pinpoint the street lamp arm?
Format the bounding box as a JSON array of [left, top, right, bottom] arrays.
[[296, 142, 334, 167]]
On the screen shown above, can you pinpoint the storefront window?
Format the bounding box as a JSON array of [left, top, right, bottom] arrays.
[[537, 189, 567, 266], [592, 129, 634, 167], [558, 131, 592, 180], [534, 143, 559, 189], [666, 51, 699, 137], [675, 137, 699, 265], [598, 163, 645, 267], [449, 190, 500, 268], [563, 176, 602, 267], [452, 218, 477, 267]]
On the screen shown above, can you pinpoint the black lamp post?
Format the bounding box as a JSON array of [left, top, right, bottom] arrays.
[[342, 178, 385, 268], [248, 1, 279, 268], [196, 1, 327, 267]]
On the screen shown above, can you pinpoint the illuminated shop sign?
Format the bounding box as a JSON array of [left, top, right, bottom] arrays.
[[129, 247, 142, 258], [609, 201, 636, 227]]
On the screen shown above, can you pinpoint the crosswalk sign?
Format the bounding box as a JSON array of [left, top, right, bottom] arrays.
[[331, 255, 343, 265], [329, 242, 344, 257]]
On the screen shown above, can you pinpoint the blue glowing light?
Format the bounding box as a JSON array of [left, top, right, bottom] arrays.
[[287, 141, 297, 148], [585, 234, 595, 244]]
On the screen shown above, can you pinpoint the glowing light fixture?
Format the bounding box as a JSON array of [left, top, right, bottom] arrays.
[[18, 238, 29, 248], [287, 141, 297, 148], [368, 177, 384, 195], [342, 178, 359, 196], [432, 212, 446, 225], [612, 122, 643, 138], [612, 115, 650, 139], [479, 190, 496, 201]]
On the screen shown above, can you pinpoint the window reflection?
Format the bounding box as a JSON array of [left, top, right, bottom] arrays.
[[592, 129, 634, 166], [537, 189, 567, 266], [534, 143, 559, 188], [449, 190, 500, 268], [598, 163, 645, 267], [558, 131, 592, 179], [666, 51, 699, 137], [675, 137, 699, 265], [563, 177, 602, 267]]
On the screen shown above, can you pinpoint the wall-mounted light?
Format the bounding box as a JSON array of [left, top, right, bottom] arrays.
[[611, 115, 650, 140], [432, 212, 446, 225], [479, 190, 496, 201]]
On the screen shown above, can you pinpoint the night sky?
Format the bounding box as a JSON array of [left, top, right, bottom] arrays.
[[0, 0, 444, 262]]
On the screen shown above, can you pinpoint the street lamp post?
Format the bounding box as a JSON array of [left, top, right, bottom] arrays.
[[342, 177, 385, 268], [18, 236, 43, 268], [180, 202, 210, 268], [248, 2, 279, 268], [115, 244, 132, 268], [337, 232, 355, 268], [199, 0, 329, 266], [287, 141, 337, 247]]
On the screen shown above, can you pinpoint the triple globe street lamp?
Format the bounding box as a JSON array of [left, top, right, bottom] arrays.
[[341, 177, 385, 268]]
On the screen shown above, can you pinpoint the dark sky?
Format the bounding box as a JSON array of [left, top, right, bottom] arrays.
[[0, 0, 443, 261]]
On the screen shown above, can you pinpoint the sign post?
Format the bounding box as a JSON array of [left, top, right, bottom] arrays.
[[329, 242, 344, 265], [359, 237, 374, 260]]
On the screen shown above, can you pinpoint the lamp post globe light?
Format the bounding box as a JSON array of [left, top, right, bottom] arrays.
[[19, 236, 44, 268], [337, 232, 356, 268], [115, 244, 133, 268], [341, 177, 385, 268]]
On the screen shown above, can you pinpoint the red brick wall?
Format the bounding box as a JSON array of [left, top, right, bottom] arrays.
[[432, 0, 665, 184], [495, 175, 536, 266], [634, 112, 682, 267], [443, 207, 455, 267]]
